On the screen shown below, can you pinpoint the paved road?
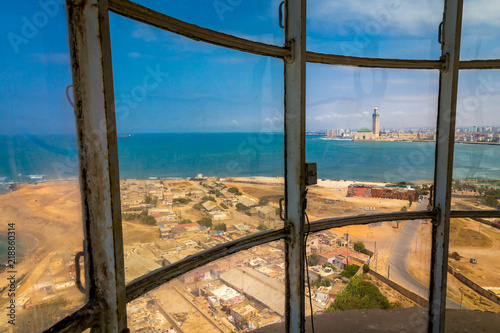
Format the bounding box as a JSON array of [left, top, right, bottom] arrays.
[[388, 198, 461, 309]]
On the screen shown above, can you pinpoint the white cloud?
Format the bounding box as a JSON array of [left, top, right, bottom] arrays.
[[308, 0, 441, 37], [128, 52, 155, 59], [32, 53, 69, 65], [131, 24, 158, 42], [313, 112, 363, 121]]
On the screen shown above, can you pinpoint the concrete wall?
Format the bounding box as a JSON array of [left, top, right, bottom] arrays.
[[448, 265, 500, 305], [368, 270, 428, 307]]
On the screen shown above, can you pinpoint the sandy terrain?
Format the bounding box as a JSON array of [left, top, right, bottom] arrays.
[[0, 181, 86, 330], [408, 216, 500, 312]]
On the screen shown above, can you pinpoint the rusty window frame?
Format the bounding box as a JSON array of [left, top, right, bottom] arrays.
[[44, 0, 500, 332]]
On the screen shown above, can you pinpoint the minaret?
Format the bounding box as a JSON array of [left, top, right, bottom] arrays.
[[372, 107, 380, 137]]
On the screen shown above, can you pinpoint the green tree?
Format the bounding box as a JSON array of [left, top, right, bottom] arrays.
[[325, 275, 392, 312], [340, 264, 359, 279], [193, 203, 204, 210], [235, 203, 249, 211], [179, 219, 192, 224], [197, 217, 212, 228], [214, 222, 227, 231], [220, 203, 229, 209], [144, 194, 153, 204], [228, 187, 239, 194], [307, 253, 320, 266], [400, 206, 408, 212], [140, 215, 156, 225], [321, 279, 331, 287], [408, 195, 414, 207], [353, 241, 365, 252]]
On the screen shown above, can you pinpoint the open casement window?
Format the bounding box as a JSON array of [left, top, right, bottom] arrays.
[[13, 0, 498, 332]]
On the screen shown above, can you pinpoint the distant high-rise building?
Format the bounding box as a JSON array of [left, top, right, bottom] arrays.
[[372, 107, 380, 137]]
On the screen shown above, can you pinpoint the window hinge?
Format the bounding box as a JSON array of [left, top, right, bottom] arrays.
[[440, 53, 450, 73], [285, 39, 295, 64]]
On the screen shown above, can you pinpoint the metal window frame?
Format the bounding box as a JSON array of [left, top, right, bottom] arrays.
[[44, 0, 500, 332], [429, 1, 464, 332]]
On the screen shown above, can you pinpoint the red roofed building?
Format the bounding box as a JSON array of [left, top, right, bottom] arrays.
[[318, 247, 370, 269]]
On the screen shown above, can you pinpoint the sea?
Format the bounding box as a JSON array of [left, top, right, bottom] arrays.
[[0, 133, 499, 194]]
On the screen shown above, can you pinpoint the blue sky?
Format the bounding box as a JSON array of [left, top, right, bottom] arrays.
[[1, 0, 500, 136]]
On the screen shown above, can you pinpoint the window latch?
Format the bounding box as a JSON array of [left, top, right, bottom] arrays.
[[279, 198, 285, 221], [74, 251, 86, 294], [279, 1, 285, 29], [438, 21, 444, 45]]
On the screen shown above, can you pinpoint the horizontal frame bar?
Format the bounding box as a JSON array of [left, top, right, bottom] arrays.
[[108, 0, 289, 59], [459, 59, 500, 69], [125, 209, 498, 303], [308, 210, 436, 233], [109, 1, 500, 71], [450, 210, 500, 218], [306, 52, 444, 69], [126, 228, 286, 302]]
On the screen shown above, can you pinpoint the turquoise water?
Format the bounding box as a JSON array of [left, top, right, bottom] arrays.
[[1, 133, 499, 186]]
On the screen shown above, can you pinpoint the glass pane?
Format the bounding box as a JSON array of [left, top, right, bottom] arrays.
[[109, 16, 284, 282], [127, 241, 285, 332], [0, 1, 86, 331], [452, 70, 500, 211], [461, 0, 500, 60], [307, 1, 444, 59], [304, 220, 431, 315], [126, 0, 284, 46], [306, 64, 437, 218], [446, 218, 500, 312]]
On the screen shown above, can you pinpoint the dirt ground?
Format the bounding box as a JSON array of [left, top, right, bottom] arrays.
[[408, 215, 500, 312], [0, 181, 86, 330]]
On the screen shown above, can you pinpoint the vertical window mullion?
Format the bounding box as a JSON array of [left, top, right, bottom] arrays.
[[284, 0, 306, 332], [66, 0, 127, 331], [429, 0, 464, 332]]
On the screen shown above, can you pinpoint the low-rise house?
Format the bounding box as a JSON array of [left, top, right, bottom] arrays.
[[258, 206, 276, 219]]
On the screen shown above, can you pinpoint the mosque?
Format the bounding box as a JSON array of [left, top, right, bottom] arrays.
[[353, 107, 381, 141]]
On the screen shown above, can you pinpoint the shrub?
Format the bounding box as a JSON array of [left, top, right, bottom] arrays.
[[179, 219, 192, 224], [141, 215, 156, 225], [340, 264, 359, 279], [257, 224, 268, 231], [193, 203, 204, 211], [259, 198, 269, 206], [197, 217, 212, 228], [353, 241, 365, 252], [307, 253, 319, 266], [484, 195, 499, 208], [214, 223, 227, 231], [325, 275, 390, 312], [220, 203, 229, 209], [449, 251, 461, 261], [363, 264, 370, 273], [235, 203, 249, 211], [228, 187, 239, 194], [202, 196, 216, 202]]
